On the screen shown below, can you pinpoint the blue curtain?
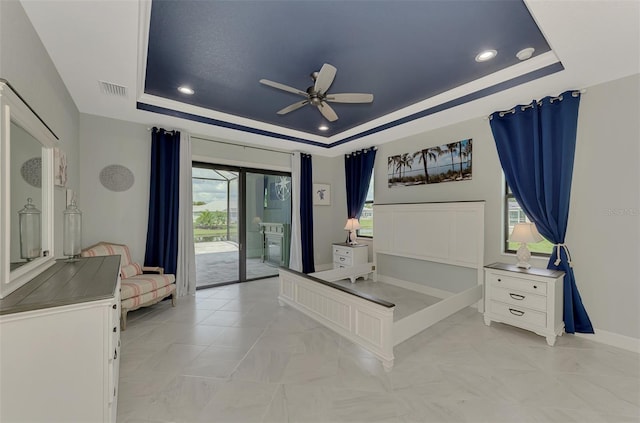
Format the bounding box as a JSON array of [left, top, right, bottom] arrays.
[[300, 153, 315, 273], [345, 148, 377, 219], [489, 91, 593, 334], [144, 128, 180, 275]]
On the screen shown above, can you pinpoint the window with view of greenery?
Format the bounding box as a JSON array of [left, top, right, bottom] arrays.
[[358, 174, 374, 237], [505, 182, 553, 255]]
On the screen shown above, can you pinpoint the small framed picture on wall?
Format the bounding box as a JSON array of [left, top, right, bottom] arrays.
[[313, 183, 330, 206]]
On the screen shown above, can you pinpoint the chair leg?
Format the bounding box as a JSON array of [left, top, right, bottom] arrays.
[[171, 294, 176, 307]]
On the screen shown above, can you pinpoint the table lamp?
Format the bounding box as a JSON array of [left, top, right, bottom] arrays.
[[344, 218, 360, 245], [509, 222, 543, 269]]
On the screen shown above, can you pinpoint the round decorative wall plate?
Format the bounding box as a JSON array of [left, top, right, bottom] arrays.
[[21, 157, 42, 188], [99, 164, 134, 192]]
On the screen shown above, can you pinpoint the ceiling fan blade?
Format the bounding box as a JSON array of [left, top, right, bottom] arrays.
[[259, 79, 307, 97], [317, 101, 338, 122], [325, 93, 374, 103], [314, 63, 337, 94], [277, 100, 309, 115]]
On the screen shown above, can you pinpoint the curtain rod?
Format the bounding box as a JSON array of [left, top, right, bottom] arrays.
[[147, 127, 177, 133], [485, 89, 586, 120]]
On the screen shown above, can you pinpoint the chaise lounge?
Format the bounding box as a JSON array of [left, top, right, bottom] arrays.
[[81, 242, 176, 330]]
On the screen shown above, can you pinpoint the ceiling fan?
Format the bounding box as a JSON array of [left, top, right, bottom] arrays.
[[259, 63, 374, 122]]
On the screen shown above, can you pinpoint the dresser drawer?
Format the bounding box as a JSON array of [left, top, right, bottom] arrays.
[[490, 286, 547, 312], [489, 300, 546, 328], [487, 273, 547, 296]]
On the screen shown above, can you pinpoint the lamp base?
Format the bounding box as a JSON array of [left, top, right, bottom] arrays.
[[346, 230, 358, 245], [515, 243, 532, 269]]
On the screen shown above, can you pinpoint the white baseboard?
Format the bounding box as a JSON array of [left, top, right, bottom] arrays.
[[575, 329, 640, 354]]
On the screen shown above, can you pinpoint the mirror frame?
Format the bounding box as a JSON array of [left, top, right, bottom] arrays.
[[0, 80, 58, 298]]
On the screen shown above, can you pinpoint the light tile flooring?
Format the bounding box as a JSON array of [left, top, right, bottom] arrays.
[[118, 278, 640, 423]]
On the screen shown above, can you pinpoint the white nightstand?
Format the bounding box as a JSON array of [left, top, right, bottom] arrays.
[[484, 263, 564, 346], [332, 243, 370, 283]]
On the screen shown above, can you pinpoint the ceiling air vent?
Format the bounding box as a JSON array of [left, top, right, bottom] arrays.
[[98, 81, 128, 98]]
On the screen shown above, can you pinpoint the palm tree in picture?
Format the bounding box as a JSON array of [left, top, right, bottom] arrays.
[[446, 142, 460, 179], [430, 146, 445, 177], [461, 139, 473, 176], [388, 156, 396, 181], [413, 148, 437, 184], [401, 153, 414, 181]]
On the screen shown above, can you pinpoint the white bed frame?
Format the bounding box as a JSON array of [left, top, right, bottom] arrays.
[[278, 201, 484, 370]]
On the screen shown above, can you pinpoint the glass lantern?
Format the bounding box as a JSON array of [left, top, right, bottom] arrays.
[[18, 198, 41, 261], [63, 199, 82, 261]]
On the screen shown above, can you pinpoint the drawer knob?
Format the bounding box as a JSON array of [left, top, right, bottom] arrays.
[[114, 349, 118, 360], [497, 278, 502, 282], [340, 257, 345, 261], [112, 304, 117, 310], [533, 285, 538, 289], [509, 308, 525, 317], [113, 326, 117, 333], [509, 293, 525, 301]]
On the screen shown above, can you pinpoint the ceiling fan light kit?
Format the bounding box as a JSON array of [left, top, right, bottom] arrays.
[[260, 63, 374, 122]]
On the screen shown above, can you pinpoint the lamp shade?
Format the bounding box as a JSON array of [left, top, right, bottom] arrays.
[[344, 218, 360, 231], [509, 222, 543, 244]]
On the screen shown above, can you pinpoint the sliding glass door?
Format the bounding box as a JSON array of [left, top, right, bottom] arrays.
[[193, 163, 291, 288]]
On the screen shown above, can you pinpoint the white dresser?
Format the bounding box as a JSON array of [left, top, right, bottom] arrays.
[[484, 262, 564, 346], [332, 243, 370, 282], [0, 256, 121, 423]]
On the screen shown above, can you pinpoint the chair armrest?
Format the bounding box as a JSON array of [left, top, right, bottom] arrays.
[[142, 266, 164, 274]]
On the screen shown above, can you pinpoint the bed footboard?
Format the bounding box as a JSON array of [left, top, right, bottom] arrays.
[[278, 268, 395, 370]]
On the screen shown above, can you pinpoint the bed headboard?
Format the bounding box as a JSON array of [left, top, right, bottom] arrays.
[[373, 201, 485, 272]]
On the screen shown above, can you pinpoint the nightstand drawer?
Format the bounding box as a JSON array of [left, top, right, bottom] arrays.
[[491, 286, 547, 312], [334, 255, 353, 266], [333, 246, 352, 257], [489, 300, 546, 327], [487, 273, 547, 296]]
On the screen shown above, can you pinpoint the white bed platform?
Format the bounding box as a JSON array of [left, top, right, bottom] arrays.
[[278, 201, 485, 370]]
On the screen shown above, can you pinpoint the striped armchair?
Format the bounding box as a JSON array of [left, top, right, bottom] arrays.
[[81, 242, 176, 330]]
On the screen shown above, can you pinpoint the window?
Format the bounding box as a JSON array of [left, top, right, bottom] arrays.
[[504, 182, 553, 255], [358, 174, 374, 237]]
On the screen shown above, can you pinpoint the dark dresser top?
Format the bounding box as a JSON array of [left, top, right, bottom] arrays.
[[485, 262, 565, 279], [0, 256, 120, 316]]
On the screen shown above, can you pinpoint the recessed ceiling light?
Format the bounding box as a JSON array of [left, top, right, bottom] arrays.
[[516, 47, 535, 61], [178, 86, 194, 95], [475, 49, 497, 62], [318, 125, 329, 131]]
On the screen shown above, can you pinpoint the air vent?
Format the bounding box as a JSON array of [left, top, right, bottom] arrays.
[[98, 81, 128, 97]]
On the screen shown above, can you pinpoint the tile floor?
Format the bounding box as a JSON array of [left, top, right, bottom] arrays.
[[117, 277, 640, 423]]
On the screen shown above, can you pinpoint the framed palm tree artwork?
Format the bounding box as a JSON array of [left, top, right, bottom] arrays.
[[387, 138, 472, 187]]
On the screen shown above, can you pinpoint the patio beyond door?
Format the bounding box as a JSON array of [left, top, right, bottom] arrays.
[[193, 163, 291, 288]]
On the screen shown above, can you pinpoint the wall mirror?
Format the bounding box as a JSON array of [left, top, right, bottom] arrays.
[[0, 80, 58, 298]]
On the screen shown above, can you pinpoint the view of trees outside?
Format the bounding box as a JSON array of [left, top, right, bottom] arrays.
[[192, 168, 238, 242], [506, 196, 553, 255], [358, 175, 374, 237]]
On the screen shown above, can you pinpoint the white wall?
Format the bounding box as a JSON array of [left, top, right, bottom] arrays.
[[1, 0, 80, 259], [371, 74, 640, 341], [78, 114, 150, 264], [568, 74, 639, 340], [312, 155, 349, 269]]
